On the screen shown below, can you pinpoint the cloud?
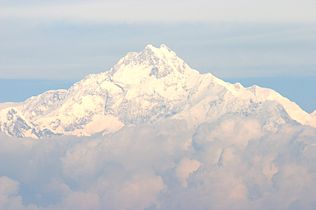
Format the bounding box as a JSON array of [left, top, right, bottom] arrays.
[[0, 176, 38, 210], [175, 158, 201, 187], [0, 0, 315, 23], [61, 192, 101, 210], [106, 175, 165, 210], [0, 118, 316, 210], [0, 176, 21, 208]]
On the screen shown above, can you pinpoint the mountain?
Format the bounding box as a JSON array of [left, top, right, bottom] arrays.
[[0, 44, 315, 138]]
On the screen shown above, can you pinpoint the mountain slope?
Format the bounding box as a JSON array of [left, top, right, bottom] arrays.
[[0, 44, 314, 138]]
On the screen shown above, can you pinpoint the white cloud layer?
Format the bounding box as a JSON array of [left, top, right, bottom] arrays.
[[1, 117, 316, 209], [1, 0, 316, 23]]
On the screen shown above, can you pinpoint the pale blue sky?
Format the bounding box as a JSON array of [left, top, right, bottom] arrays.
[[0, 0, 315, 111], [1, 22, 315, 79]]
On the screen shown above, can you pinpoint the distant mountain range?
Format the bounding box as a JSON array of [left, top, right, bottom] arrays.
[[1, 44, 315, 138]]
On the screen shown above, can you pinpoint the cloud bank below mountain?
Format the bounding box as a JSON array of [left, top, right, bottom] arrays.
[[1, 117, 316, 210]]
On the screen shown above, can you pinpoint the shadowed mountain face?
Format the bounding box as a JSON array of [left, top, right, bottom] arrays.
[[0, 44, 315, 138]]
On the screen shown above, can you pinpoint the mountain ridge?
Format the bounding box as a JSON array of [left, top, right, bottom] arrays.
[[0, 44, 314, 138]]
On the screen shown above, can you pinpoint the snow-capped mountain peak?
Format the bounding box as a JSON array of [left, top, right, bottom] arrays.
[[111, 44, 192, 81], [0, 44, 315, 138]]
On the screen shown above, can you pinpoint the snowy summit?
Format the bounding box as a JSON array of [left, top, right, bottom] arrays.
[[0, 44, 315, 138]]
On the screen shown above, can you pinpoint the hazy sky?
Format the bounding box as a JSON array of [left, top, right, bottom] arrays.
[[1, 0, 316, 23], [0, 22, 315, 79], [0, 0, 315, 111], [1, 0, 315, 79]]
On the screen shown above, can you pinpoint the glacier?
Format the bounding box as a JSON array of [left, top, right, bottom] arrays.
[[0, 44, 316, 210]]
